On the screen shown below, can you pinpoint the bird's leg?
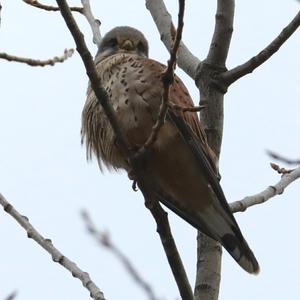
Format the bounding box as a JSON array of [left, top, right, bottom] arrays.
[[127, 144, 153, 192], [127, 144, 141, 192]]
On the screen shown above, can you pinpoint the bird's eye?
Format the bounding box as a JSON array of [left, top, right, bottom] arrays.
[[137, 41, 146, 53], [97, 37, 118, 57], [106, 38, 118, 48]]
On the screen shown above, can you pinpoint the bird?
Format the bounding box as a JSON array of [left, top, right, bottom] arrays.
[[81, 26, 259, 274]]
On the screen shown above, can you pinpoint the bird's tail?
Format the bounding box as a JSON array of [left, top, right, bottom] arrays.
[[155, 188, 260, 274], [220, 231, 260, 274]]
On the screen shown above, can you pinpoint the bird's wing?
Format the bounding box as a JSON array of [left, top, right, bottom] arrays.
[[83, 53, 259, 273], [168, 75, 219, 173], [140, 64, 259, 274]]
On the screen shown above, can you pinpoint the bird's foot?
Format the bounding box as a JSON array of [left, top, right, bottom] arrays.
[[128, 169, 138, 192]]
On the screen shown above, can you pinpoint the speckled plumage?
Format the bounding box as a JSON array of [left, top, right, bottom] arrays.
[[81, 26, 259, 274], [82, 52, 213, 170]]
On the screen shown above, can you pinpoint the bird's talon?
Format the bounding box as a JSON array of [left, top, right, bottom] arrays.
[[128, 169, 138, 191], [132, 180, 138, 192]]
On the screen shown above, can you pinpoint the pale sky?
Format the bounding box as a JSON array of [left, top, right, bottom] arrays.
[[1, 1, 300, 300]]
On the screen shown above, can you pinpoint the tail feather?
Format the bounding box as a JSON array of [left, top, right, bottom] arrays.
[[155, 189, 260, 274], [221, 233, 260, 274]]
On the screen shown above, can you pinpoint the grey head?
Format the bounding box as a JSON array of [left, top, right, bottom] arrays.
[[96, 26, 149, 62]]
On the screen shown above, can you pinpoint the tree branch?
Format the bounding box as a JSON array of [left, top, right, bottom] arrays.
[[4, 291, 17, 300], [267, 150, 300, 165], [206, 0, 235, 66], [81, 210, 159, 300], [138, 0, 185, 154], [195, 2, 235, 300], [23, 0, 83, 13], [0, 49, 74, 66], [230, 166, 300, 213], [196, 0, 235, 154], [194, 234, 222, 300], [143, 192, 194, 300], [219, 10, 300, 87], [145, 0, 200, 79], [0, 194, 105, 300], [0, 1, 2, 27], [81, 0, 102, 47], [168, 102, 205, 113], [270, 162, 293, 175]]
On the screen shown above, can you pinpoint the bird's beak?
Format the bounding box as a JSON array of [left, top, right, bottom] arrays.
[[120, 39, 135, 51]]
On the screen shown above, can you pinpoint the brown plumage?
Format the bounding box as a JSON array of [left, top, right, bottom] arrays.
[[81, 26, 259, 274]]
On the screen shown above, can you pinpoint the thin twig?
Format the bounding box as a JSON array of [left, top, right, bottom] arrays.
[[81, 0, 102, 47], [23, 0, 83, 13], [0, 194, 105, 300], [81, 210, 159, 300], [168, 101, 205, 113], [0, 49, 74, 67], [4, 291, 17, 300], [230, 166, 300, 213], [267, 150, 300, 165], [0, 1, 2, 27], [219, 10, 300, 87], [270, 162, 293, 175], [138, 0, 185, 155], [145, 0, 199, 79]]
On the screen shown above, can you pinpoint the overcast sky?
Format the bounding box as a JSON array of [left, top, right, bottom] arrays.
[[1, 1, 300, 300]]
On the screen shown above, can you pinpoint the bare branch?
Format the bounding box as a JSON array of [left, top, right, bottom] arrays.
[[23, 0, 83, 13], [142, 192, 194, 300], [220, 10, 300, 87], [195, 2, 235, 300], [168, 102, 205, 113], [206, 0, 235, 67], [0, 1, 2, 27], [267, 150, 300, 165], [0, 194, 105, 300], [4, 291, 17, 300], [194, 233, 222, 300], [81, 210, 159, 300], [0, 48, 74, 66], [196, 0, 235, 154], [138, 0, 185, 154], [81, 0, 101, 47], [230, 166, 300, 213], [145, 0, 200, 79]]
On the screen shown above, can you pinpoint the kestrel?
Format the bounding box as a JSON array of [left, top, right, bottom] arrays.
[[81, 26, 259, 274]]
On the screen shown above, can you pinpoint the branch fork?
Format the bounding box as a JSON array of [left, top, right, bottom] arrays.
[[195, 60, 228, 94]]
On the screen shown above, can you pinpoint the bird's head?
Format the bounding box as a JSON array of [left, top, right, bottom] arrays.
[[96, 26, 149, 61]]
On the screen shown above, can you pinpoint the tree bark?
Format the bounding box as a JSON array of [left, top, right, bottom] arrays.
[[194, 1, 235, 299]]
